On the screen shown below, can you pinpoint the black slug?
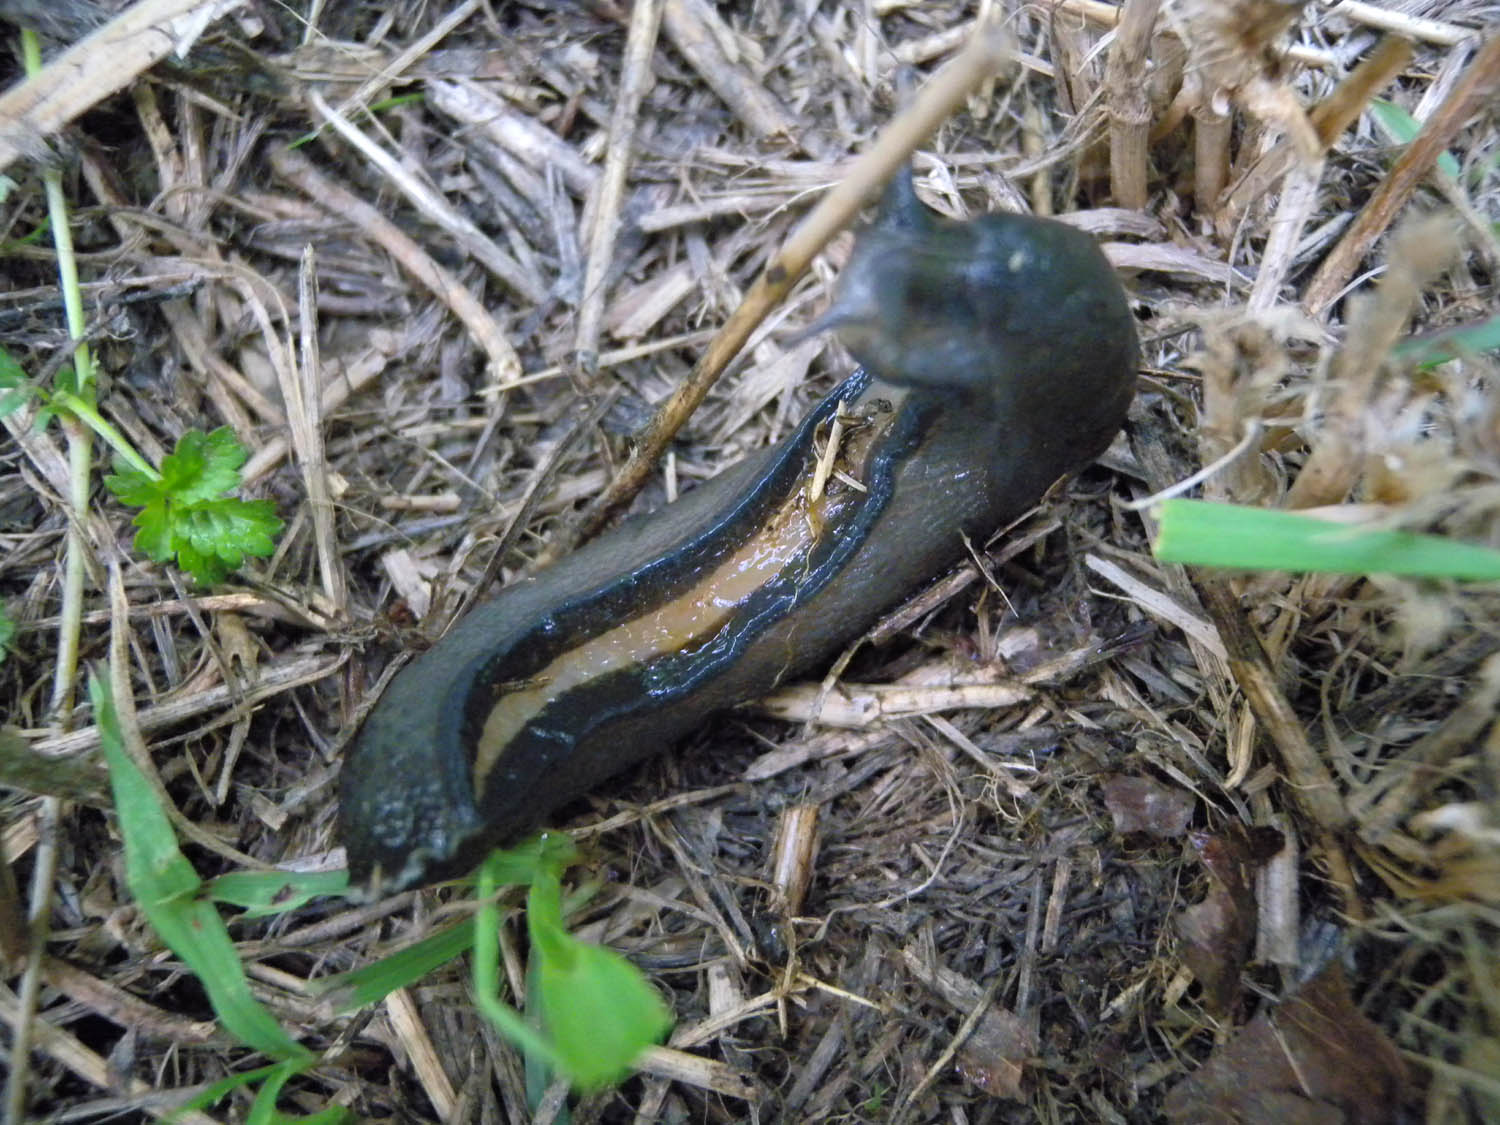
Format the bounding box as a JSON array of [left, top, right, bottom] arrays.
[[339, 170, 1139, 895]]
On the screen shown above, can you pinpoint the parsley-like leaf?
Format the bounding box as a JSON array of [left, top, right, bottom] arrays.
[[104, 427, 283, 585]]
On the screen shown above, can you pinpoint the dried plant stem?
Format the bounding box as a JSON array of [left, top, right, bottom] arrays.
[[1104, 0, 1159, 210], [293, 248, 347, 615], [1194, 104, 1231, 210], [330, 0, 484, 117], [1061, 0, 1336, 69], [574, 0, 663, 373], [241, 326, 413, 487], [9, 31, 89, 1123], [1194, 577, 1360, 916], [1304, 35, 1500, 314], [2, 796, 60, 1125], [1247, 157, 1325, 311], [544, 17, 1014, 562], [42, 200, 91, 720], [105, 565, 269, 871], [1288, 215, 1458, 509], [1329, 0, 1477, 47], [891, 971, 1005, 1125], [660, 0, 800, 144]]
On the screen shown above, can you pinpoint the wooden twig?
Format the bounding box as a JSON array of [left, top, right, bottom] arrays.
[[292, 248, 347, 616], [1215, 36, 1413, 241], [1328, 0, 1478, 47], [329, 0, 485, 118], [427, 78, 598, 197], [891, 971, 1006, 1125], [34, 649, 343, 759], [1246, 157, 1324, 311]]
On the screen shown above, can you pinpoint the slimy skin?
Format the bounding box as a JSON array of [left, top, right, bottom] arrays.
[[338, 171, 1139, 896]]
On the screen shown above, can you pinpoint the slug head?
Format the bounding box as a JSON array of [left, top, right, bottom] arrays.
[[814, 171, 1138, 440]]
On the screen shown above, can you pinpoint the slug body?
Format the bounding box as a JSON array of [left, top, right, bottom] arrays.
[[340, 172, 1139, 895]]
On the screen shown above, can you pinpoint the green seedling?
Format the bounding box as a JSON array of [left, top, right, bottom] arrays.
[[92, 671, 309, 1061], [93, 671, 344, 1121], [103, 426, 282, 584], [522, 860, 674, 1090], [1, 349, 282, 585]]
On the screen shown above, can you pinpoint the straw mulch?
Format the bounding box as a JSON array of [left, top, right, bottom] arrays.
[[2, 0, 1498, 1121]]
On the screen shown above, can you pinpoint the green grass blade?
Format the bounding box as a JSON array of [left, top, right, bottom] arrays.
[[1393, 313, 1500, 369], [167, 1061, 287, 1119], [1152, 500, 1500, 579], [1370, 99, 1461, 180], [312, 921, 476, 1013], [91, 673, 309, 1060], [312, 837, 578, 1014]]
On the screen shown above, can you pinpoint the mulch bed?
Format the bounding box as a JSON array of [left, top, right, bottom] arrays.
[[2, 1, 1497, 1121]]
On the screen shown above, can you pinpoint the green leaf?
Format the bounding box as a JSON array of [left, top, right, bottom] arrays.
[[53, 363, 89, 402], [314, 837, 579, 1015], [172, 1058, 348, 1123], [90, 673, 309, 1061], [102, 464, 162, 507], [179, 498, 283, 568], [103, 428, 283, 584], [315, 922, 476, 1014], [162, 427, 246, 503], [170, 1061, 289, 1116], [129, 501, 175, 563], [1152, 500, 1500, 580], [0, 347, 33, 417], [207, 870, 350, 918], [528, 866, 672, 1091], [0, 387, 32, 418], [0, 347, 23, 387], [245, 1059, 352, 1124]]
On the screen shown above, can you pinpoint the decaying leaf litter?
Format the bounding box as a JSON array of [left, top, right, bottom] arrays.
[[1, 0, 1498, 1120]]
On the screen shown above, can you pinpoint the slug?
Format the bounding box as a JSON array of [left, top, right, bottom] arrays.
[[339, 170, 1139, 896]]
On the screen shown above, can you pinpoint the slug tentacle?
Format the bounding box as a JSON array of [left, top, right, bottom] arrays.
[[339, 172, 1139, 897]]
